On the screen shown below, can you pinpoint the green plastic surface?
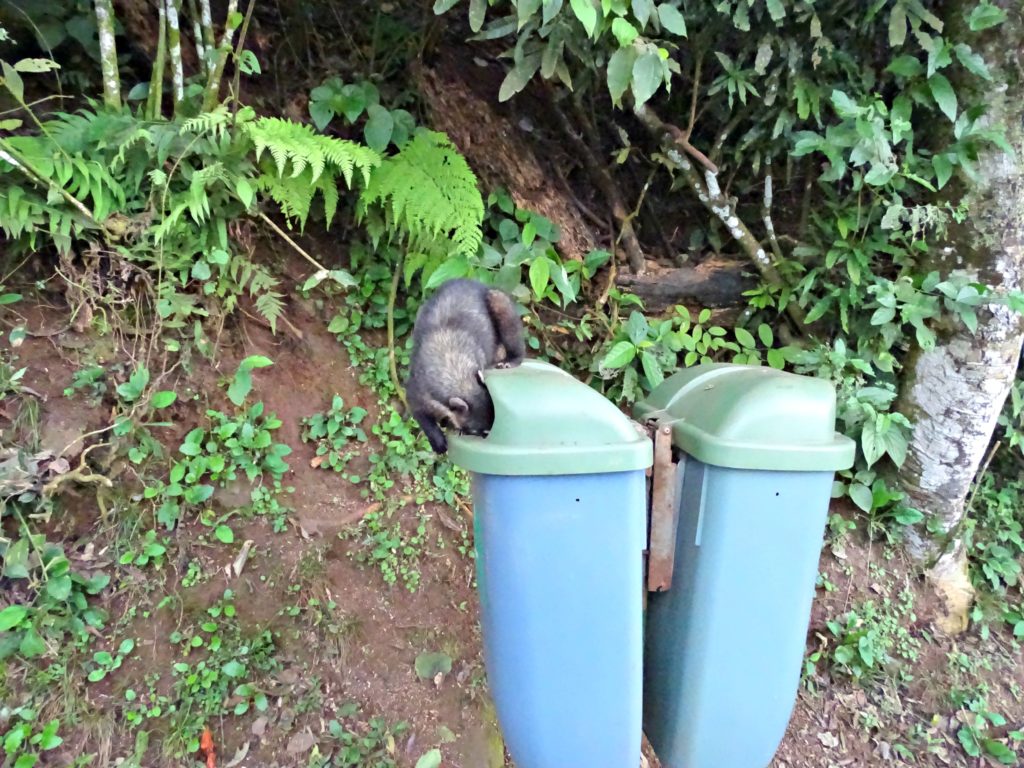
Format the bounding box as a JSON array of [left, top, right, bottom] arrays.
[[448, 360, 653, 476], [633, 363, 855, 471]]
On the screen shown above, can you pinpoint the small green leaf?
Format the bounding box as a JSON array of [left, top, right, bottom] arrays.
[[0, 118, 23, 131], [364, 105, 394, 152], [2, 61, 25, 102], [151, 390, 177, 409], [933, 154, 954, 189], [221, 659, 246, 677], [734, 327, 755, 349], [764, 0, 785, 23], [888, 4, 906, 47], [415, 749, 443, 768], [631, 48, 664, 106], [191, 258, 212, 280], [928, 73, 957, 122], [518, 0, 541, 29], [954, 43, 991, 80], [469, 0, 487, 31], [214, 525, 235, 544], [14, 58, 60, 73], [607, 46, 638, 106], [433, 0, 461, 13], [45, 574, 72, 601], [19, 625, 46, 657], [968, 3, 1007, 32], [849, 483, 873, 513], [529, 256, 551, 299], [235, 177, 255, 209], [499, 54, 542, 102], [611, 18, 638, 46], [657, 4, 687, 35], [640, 350, 663, 387], [415, 651, 453, 680], [0, 604, 29, 631], [600, 341, 637, 370], [569, 0, 598, 36], [886, 55, 923, 78]]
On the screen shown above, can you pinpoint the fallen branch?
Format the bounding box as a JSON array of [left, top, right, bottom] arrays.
[[632, 103, 806, 330]]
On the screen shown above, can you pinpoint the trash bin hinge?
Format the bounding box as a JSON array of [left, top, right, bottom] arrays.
[[646, 423, 679, 593]]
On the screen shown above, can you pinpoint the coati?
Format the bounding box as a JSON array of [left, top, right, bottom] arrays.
[[406, 278, 526, 454]]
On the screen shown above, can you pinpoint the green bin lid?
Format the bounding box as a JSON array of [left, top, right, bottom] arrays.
[[448, 360, 653, 476], [633, 363, 855, 471]]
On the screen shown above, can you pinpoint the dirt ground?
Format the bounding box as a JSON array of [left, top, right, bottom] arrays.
[[4, 292, 1024, 768]]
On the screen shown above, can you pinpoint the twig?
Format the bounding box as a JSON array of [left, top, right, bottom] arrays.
[[0, 138, 101, 228], [230, 0, 258, 124], [632, 102, 806, 330], [762, 161, 785, 263], [42, 442, 114, 497], [685, 55, 702, 139], [255, 211, 330, 273], [387, 253, 408, 409], [965, 440, 1001, 516]]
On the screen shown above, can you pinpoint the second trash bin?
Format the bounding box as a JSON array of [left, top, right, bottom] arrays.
[[449, 360, 652, 768], [634, 364, 856, 768]]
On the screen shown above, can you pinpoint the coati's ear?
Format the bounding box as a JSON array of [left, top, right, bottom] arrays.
[[449, 396, 470, 415], [476, 369, 486, 386]]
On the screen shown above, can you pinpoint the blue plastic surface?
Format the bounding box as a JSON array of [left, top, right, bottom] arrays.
[[643, 458, 834, 768], [470, 470, 647, 768]]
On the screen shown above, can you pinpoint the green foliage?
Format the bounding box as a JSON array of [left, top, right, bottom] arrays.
[[964, 478, 1024, 636], [822, 590, 920, 683], [301, 396, 369, 478], [309, 703, 409, 768], [308, 77, 416, 152], [0, 467, 110, 661], [247, 116, 379, 230], [360, 130, 484, 258], [1, 708, 63, 768], [161, 590, 279, 757], [596, 306, 785, 402], [951, 690, 1022, 766], [145, 401, 291, 530]]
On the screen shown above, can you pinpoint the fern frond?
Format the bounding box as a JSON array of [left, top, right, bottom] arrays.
[[182, 106, 232, 141], [359, 130, 483, 257], [254, 291, 285, 334], [245, 117, 379, 230]]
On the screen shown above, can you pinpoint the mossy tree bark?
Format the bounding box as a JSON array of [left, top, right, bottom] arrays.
[[895, 1, 1024, 631], [93, 0, 121, 109]]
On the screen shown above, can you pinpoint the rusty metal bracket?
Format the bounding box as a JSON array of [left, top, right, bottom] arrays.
[[647, 423, 679, 593]]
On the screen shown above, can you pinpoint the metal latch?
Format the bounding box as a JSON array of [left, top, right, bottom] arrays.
[[634, 417, 680, 594]]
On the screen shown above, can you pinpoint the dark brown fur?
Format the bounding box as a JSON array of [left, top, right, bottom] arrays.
[[406, 279, 525, 453]]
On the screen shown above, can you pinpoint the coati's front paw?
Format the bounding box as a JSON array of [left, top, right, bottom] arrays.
[[494, 361, 513, 369]]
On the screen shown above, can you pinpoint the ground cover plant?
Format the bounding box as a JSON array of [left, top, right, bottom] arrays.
[[1, 1, 1024, 765]]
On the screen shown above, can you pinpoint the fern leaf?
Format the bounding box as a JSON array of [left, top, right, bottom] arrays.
[[255, 291, 285, 334], [359, 130, 483, 257]]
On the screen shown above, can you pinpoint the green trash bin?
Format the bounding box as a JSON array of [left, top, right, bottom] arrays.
[[449, 360, 652, 767], [634, 363, 856, 768]]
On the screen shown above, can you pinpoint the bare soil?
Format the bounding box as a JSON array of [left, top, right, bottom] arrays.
[[4, 295, 1024, 768]]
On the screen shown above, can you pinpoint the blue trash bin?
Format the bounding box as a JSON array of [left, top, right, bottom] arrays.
[[634, 364, 856, 768], [450, 360, 653, 768]]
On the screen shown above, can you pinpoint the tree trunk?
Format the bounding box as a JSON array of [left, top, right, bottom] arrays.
[[93, 0, 121, 109], [166, 0, 185, 111], [896, 3, 1024, 631], [202, 0, 240, 112]]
